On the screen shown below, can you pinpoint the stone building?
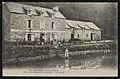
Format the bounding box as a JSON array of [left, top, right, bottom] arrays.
[[64, 20, 101, 41], [2, 2, 66, 43], [2, 2, 101, 43]]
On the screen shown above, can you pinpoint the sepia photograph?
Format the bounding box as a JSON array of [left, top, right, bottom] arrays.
[[2, 2, 118, 76]]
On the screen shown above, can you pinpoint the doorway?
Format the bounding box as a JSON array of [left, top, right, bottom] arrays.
[[91, 33, 95, 40], [71, 34, 74, 40], [27, 34, 31, 41], [40, 33, 45, 42]]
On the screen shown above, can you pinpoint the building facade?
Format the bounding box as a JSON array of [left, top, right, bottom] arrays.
[[64, 20, 101, 41], [2, 2, 101, 43], [2, 2, 66, 43]]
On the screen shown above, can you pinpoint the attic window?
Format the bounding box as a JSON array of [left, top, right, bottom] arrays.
[[39, 11, 45, 17], [27, 10, 32, 15], [35, 9, 44, 16], [41, 12, 44, 15]]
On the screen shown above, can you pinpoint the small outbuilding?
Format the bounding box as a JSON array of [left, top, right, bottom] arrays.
[[64, 20, 101, 41]]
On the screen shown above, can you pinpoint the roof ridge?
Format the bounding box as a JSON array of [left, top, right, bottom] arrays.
[[5, 2, 53, 11], [4, 2, 65, 19], [66, 19, 93, 23]]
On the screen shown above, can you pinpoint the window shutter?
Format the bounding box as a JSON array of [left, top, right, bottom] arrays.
[[26, 20, 28, 28], [40, 20, 41, 29], [25, 34, 27, 41], [54, 22, 56, 29], [31, 34, 34, 41], [43, 20, 45, 29], [27, 10, 32, 15], [40, 20, 45, 29], [31, 20, 33, 28], [55, 34, 57, 40]]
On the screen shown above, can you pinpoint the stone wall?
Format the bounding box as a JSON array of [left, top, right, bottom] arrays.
[[64, 28, 101, 41], [64, 29, 73, 41], [4, 11, 101, 42], [9, 13, 66, 42], [10, 13, 66, 30], [82, 29, 92, 40], [2, 4, 11, 42], [94, 30, 101, 40]]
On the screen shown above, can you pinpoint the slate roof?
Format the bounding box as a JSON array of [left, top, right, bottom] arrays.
[[4, 2, 66, 19], [85, 22, 101, 30], [76, 22, 90, 30], [65, 23, 71, 28], [66, 20, 81, 29], [66, 20, 101, 30], [3, 2, 101, 31]]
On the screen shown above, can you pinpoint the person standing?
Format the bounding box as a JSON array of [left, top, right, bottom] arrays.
[[65, 48, 70, 69]]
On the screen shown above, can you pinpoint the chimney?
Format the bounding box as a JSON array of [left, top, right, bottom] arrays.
[[53, 6, 59, 12]]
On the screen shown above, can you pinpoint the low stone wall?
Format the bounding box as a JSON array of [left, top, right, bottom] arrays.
[[3, 53, 56, 64], [3, 40, 117, 64], [58, 49, 111, 58]]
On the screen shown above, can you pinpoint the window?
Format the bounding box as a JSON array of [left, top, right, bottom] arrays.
[[77, 34, 79, 38], [28, 20, 31, 28], [86, 34, 88, 37], [41, 12, 44, 16], [27, 10, 32, 15], [40, 20, 45, 29], [27, 20, 32, 28], [27, 34, 31, 41], [71, 34, 74, 39], [52, 22, 55, 29]]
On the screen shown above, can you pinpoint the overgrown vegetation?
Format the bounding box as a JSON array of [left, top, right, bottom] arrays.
[[2, 39, 117, 69]]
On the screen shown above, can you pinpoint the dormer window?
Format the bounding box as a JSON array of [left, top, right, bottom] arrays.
[[51, 14, 55, 18], [46, 10, 55, 18], [27, 10, 32, 15], [40, 11, 44, 17], [35, 9, 43, 16], [41, 12, 44, 15], [40, 20, 45, 29]]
